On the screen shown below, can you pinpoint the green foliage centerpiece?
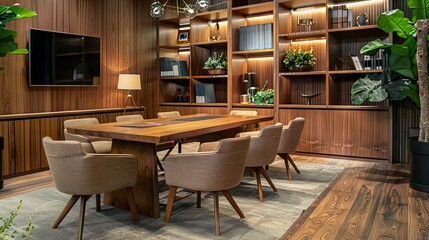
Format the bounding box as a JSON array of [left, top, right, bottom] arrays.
[[251, 89, 274, 105], [283, 47, 316, 72], [203, 52, 227, 75]]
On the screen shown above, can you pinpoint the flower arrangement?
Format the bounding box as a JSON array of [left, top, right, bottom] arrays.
[[251, 89, 274, 105], [283, 47, 316, 71], [203, 52, 227, 70]]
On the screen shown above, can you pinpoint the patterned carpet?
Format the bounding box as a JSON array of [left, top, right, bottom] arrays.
[[0, 143, 344, 240]]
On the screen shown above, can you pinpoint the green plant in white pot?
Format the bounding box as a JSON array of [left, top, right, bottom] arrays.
[[0, 4, 36, 70], [350, 0, 429, 192]]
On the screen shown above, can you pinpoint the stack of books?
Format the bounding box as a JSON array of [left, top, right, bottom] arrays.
[[194, 83, 216, 103], [239, 23, 273, 51], [329, 5, 353, 29], [160, 58, 189, 77]]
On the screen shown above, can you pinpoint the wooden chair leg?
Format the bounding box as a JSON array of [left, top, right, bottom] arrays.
[[213, 191, 220, 236], [254, 167, 264, 202], [287, 154, 301, 174], [164, 186, 177, 223], [197, 191, 201, 208], [285, 159, 292, 181], [52, 195, 80, 228], [221, 190, 244, 218], [125, 187, 139, 224], [77, 195, 90, 240], [260, 167, 277, 192], [96, 194, 101, 212]]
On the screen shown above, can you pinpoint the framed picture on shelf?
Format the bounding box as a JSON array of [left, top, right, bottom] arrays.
[[177, 30, 189, 43]]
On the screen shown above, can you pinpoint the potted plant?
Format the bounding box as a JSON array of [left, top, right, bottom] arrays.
[[250, 89, 274, 105], [283, 47, 316, 72], [350, 0, 429, 192], [203, 52, 227, 75], [0, 4, 37, 70]]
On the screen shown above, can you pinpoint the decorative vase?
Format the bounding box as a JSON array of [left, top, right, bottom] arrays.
[[409, 137, 429, 192], [208, 69, 226, 75], [287, 65, 313, 72]]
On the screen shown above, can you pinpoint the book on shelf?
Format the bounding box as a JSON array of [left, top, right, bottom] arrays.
[[239, 23, 273, 51], [194, 83, 216, 103], [330, 5, 352, 29], [350, 54, 363, 70], [160, 58, 188, 77]]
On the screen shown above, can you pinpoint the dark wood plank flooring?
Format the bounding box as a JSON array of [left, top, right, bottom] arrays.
[[1, 155, 428, 239]]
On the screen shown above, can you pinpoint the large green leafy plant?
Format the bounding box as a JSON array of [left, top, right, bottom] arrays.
[[350, 0, 429, 141], [0, 4, 36, 70]]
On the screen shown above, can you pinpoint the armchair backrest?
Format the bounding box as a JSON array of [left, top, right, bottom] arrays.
[[165, 136, 250, 191], [42, 137, 137, 195], [157, 111, 181, 118], [277, 117, 305, 154], [63, 118, 101, 153], [64, 118, 100, 128], [245, 123, 283, 167], [229, 110, 257, 116], [116, 115, 144, 122]]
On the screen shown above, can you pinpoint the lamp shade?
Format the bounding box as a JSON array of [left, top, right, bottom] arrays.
[[117, 74, 141, 90]]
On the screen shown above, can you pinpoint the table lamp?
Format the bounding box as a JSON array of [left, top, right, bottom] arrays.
[[117, 74, 141, 108]]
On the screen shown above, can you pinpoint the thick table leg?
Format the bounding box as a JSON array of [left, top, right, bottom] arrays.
[[105, 139, 160, 218]]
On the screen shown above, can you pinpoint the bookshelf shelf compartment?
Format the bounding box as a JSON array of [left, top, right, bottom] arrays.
[[232, 49, 274, 57], [280, 71, 326, 76], [328, 70, 384, 75], [279, 30, 326, 40], [192, 75, 228, 79], [279, 0, 325, 9], [232, 2, 274, 15]]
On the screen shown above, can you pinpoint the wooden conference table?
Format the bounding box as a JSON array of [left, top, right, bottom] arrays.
[[67, 113, 273, 218]]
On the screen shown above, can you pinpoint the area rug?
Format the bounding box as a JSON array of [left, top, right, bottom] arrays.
[[0, 143, 344, 240]]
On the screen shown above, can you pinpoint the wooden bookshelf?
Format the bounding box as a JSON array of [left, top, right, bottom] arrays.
[[156, 0, 392, 160]]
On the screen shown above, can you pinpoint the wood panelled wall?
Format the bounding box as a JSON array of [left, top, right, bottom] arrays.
[[0, 0, 158, 178], [0, 0, 159, 117]]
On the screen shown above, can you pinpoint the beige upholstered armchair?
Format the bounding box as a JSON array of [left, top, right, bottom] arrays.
[[230, 110, 260, 132], [116, 114, 176, 171], [278, 117, 305, 181], [63, 118, 111, 153], [157, 111, 186, 153], [163, 136, 251, 236], [236, 123, 283, 202], [157, 111, 181, 118], [42, 137, 139, 240]]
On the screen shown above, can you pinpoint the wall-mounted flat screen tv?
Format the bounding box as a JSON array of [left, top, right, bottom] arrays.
[[29, 28, 101, 86]]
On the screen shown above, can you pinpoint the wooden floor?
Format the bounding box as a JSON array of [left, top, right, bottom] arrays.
[[1, 155, 428, 239]]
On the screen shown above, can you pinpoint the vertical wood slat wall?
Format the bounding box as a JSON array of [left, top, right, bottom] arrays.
[[0, 109, 144, 178], [0, 0, 158, 117], [0, 0, 158, 177]]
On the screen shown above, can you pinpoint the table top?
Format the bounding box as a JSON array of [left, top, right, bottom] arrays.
[[67, 114, 274, 143]]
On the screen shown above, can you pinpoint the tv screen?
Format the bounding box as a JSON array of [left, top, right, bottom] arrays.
[[29, 28, 101, 86]]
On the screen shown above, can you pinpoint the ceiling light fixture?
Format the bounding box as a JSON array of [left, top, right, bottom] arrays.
[[150, 0, 226, 19]]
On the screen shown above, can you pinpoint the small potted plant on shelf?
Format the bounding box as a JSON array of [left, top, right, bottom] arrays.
[[250, 89, 274, 105], [350, 0, 429, 192], [203, 52, 227, 75], [283, 47, 316, 72]]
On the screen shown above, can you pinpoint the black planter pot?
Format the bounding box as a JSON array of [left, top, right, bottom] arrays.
[[409, 137, 429, 192]]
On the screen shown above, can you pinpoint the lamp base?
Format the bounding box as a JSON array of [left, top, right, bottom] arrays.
[[123, 95, 137, 108]]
